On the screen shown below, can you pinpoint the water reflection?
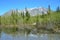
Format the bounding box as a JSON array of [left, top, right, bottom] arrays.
[[0, 29, 1, 40], [0, 28, 60, 40]]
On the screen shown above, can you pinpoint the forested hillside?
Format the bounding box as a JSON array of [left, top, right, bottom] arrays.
[[0, 6, 60, 33]]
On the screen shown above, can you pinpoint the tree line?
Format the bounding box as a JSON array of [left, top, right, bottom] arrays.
[[0, 5, 60, 27]]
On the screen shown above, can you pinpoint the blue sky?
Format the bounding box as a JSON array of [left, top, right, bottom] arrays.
[[0, 0, 60, 15]]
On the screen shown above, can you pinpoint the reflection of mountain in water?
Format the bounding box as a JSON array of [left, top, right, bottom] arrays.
[[28, 34, 38, 37]]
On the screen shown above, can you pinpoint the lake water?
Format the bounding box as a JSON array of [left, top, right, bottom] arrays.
[[0, 31, 60, 40], [0, 27, 60, 40]]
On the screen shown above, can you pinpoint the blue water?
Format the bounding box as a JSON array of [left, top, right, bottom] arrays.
[[0, 32, 60, 40]]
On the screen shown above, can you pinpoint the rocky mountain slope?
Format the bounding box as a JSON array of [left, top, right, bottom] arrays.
[[3, 7, 48, 16]]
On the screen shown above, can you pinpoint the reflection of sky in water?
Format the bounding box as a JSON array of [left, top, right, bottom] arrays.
[[0, 32, 60, 40]]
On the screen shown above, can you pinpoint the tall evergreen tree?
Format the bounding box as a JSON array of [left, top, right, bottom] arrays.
[[11, 10, 19, 25], [11, 10, 14, 19], [0, 16, 1, 25], [25, 8, 30, 21], [41, 11, 45, 18], [47, 5, 51, 14], [15, 9, 18, 24], [21, 12, 24, 19], [56, 6, 60, 12], [11, 10, 15, 24]]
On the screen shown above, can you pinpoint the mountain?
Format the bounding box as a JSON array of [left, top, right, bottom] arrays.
[[3, 7, 48, 16]]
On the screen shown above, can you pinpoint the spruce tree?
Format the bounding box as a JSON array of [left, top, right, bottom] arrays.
[[11, 10, 15, 24], [56, 6, 60, 12], [0, 16, 1, 25], [25, 8, 30, 21], [41, 11, 45, 18], [47, 5, 51, 14], [21, 12, 24, 19]]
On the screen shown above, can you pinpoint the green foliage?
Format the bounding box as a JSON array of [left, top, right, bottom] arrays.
[[0, 7, 60, 32], [25, 8, 30, 23], [21, 12, 25, 19], [11, 10, 18, 24], [0, 16, 1, 25], [41, 11, 45, 18]]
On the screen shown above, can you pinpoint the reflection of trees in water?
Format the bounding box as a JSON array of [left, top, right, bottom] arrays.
[[24, 28, 31, 40], [2, 27, 18, 35], [0, 28, 2, 38]]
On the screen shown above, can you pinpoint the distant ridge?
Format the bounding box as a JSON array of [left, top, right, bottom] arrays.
[[3, 7, 48, 16]]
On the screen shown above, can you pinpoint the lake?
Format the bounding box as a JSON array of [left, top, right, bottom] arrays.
[[0, 27, 60, 40], [0, 31, 60, 40]]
